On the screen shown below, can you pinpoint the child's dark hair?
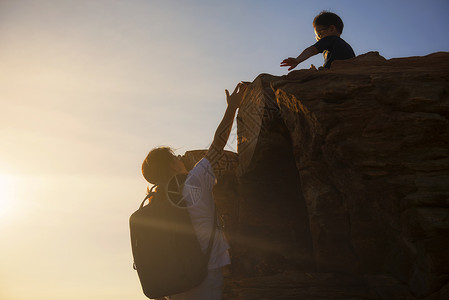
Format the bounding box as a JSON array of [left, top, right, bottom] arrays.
[[142, 147, 175, 184], [313, 11, 344, 34]]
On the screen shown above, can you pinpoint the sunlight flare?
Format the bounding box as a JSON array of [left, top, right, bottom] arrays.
[[0, 174, 15, 219]]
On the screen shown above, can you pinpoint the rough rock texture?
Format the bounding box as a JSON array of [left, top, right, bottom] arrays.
[[232, 52, 449, 299], [223, 271, 417, 300]]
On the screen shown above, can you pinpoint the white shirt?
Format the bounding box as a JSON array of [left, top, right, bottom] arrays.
[[182, 158, 231, 269]]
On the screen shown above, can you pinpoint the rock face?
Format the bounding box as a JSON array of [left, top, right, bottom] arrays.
[[233, 52, 449, 298]]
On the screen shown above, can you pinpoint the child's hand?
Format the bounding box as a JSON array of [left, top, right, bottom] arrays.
[[280, 57, 299, 71], [225, 82, 247, 109]]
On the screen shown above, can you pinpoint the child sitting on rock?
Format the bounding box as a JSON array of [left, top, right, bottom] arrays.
[[281, 11, 355, 70]]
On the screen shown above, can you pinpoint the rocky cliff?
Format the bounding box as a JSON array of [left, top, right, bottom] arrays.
[[183, 52, 449, 299]]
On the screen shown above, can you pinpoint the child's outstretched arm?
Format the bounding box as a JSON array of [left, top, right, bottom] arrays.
[[205, 82, 247, 167], [281, 46, 319, 71]]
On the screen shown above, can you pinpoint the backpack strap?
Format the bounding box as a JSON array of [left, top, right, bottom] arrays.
[[140, 185, 157, 209]]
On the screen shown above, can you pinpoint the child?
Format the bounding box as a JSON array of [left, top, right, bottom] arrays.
[[141, 83, 247, 300], [281, 11, 355, 70]]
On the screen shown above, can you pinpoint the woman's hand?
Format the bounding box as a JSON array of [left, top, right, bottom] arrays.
[[225, 82, 247, 109]]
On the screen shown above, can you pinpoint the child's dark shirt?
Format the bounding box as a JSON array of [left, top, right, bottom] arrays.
[[313, 36, 355, 68]]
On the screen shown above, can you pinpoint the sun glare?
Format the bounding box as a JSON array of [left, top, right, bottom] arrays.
[[0, 174, 15, 219]]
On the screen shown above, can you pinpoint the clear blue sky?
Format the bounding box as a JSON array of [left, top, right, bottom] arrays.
[[0, 1, 448, 299]]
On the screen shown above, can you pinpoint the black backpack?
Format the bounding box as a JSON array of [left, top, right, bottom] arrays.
[[129, 175, 216, 299]]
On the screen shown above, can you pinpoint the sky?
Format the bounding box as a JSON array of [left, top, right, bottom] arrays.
[[0, 0, 448, 299]]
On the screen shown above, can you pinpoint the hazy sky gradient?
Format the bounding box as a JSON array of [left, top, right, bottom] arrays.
[[1, 1, 448, 299]]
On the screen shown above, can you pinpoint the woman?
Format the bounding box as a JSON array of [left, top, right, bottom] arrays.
[[141, 82, 246, 299]]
